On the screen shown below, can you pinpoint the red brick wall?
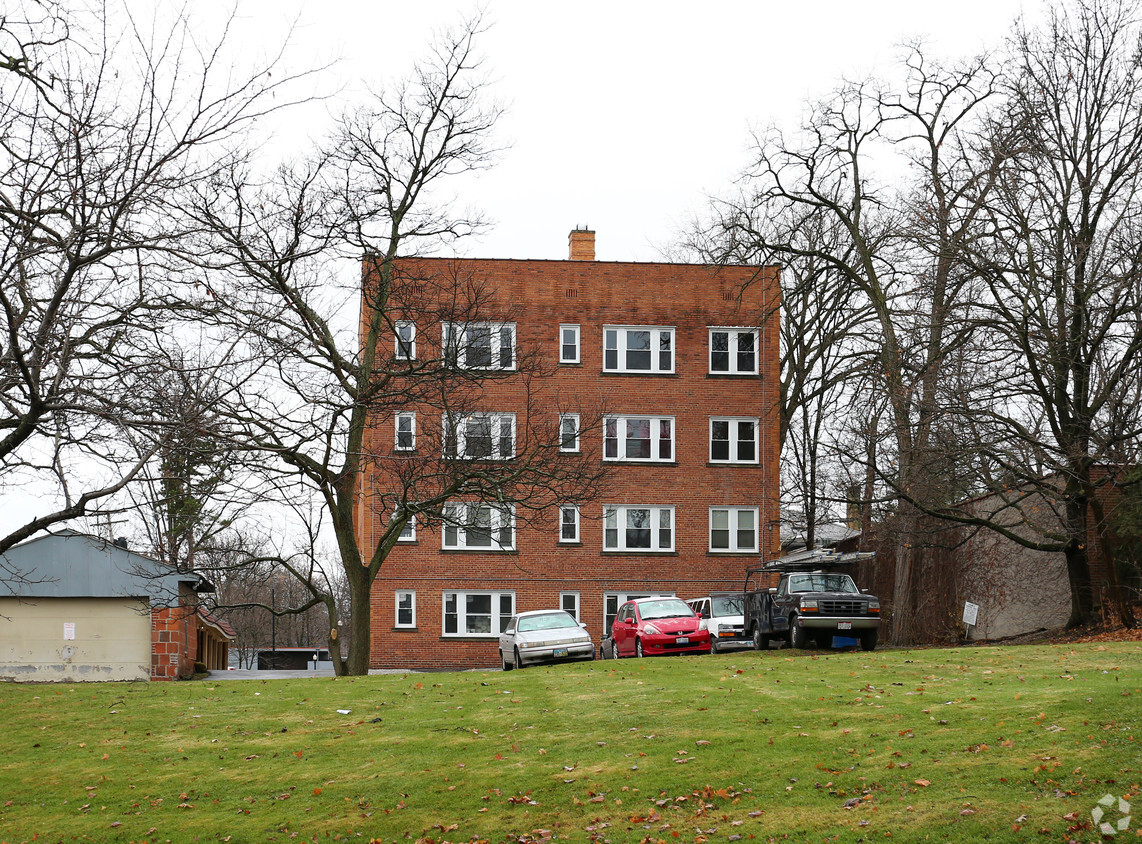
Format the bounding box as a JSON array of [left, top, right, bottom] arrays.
[[360, 256, 780, 670], [150, 598, 199, 680]]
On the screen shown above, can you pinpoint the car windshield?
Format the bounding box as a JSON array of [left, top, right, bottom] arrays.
[[638, 599, 693, 620], [711, 596, 743, 616], [787, 574, 859, 594], [516, 612, 578, 633]]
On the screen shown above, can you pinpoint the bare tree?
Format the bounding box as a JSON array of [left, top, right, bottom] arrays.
[[0, 1, 313, 555], [694, 49, 1000, 642], [958, 0, 1142, 626], [186, 16, 608, 676]]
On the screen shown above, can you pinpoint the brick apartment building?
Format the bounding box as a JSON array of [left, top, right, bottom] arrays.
[[358, 229, 780, 670]]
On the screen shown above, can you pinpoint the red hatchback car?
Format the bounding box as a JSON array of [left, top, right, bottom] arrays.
[[610, 597, 711, 657]]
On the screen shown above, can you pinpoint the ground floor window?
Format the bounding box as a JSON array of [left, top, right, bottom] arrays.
[[395, 591, 416, 628], [560, 591, 580, 620], [442, 590, 515, 636]]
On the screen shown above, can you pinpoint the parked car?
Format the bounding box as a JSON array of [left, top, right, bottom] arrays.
[[687, 593, 750, 653], [499, 610, 595, 670], [610, 597, 711, 657]]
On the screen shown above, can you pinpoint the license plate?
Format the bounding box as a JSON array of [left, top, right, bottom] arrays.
[[676, 637, 689, 644], [837, 622, 852, 630], [553, 648, 568, 658]]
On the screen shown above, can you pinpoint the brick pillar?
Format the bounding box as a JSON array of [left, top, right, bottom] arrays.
[[568, 228, 595, 261]]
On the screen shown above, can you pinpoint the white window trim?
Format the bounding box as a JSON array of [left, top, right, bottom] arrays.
[[709, 417, 760, 464], [442, 502, 516, 551], [603, 505, 675, 552], [602, 325, 675, 374], [559, 504, 580, 543], [395, 590, 417, 628], [444, 413, 516, 460], [604, 415, 674, 462], [443, 322, 516, 370], [393, 509, 416, 542], [559, 413, 580, 453], [708, 327, 759, 375], [709, 506, 759, 553], [395, 321, 416, 361], [442, 589, 515, 638], [560, 324, 581, 364], [560, 591, 580, 621], [395, 411, 416, 451]]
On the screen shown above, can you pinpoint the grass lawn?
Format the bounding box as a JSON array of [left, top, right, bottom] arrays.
[[0, 642, 1139, 843]]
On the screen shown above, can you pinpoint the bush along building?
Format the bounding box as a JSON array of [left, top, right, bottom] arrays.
[[357, 229, 781, 669]]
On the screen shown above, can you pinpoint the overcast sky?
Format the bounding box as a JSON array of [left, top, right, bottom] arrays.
[[227, 0, 1035, 262], [2, 0, 1041, 543]]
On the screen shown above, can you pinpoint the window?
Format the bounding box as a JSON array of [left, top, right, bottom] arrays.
[[604, 415, 674, 462], [559, 505, 580, 543], [603, 326, 674, 373], [560, 324, 580, 364], [444, 413, 515, 460], [442, 503, 515, 550], [604, 591, 674, 635], [443, 322, 515, 370], [392, 508, 416, 542], [395, 591, 416, 628], [395, 412, 416, 451], [710, 417, 758, 463], [709, 507, 758, 552], [603, 505, 674, 552], [560, 591, 580, 621], [709, 328, 758, 374], [443, 590, 515, 636], [559, 413, 580, 452], [395, 321, 416, 360]]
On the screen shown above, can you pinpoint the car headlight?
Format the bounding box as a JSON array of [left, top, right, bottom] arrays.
[[867, 600, 880, 612], [642, 624, 661, 635], [800, 599, 818, 611]]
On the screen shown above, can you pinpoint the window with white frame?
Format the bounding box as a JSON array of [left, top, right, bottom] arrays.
[[603, 326, 674, 373], [709, 507, 758, 552], [395, 591, 416, 628], [444, 413, 515, 460], [442, 503, 515, 550], [443, 322, 515, 370], [559, 504, 580, 543], [604, 591, 674, 635], [603, 505, 674, 552], [604, 415, 674, 461], [395, 411, 416, 451], [559, 413, 580, 452], [710, 417, 758, 463], [391, 506, 416, 542], [395, 321, 416, 361], [560, 324, 580, 364], [443, 590, 515, 636], [709, 328, 758, 374], [560, 591, 580, 620]]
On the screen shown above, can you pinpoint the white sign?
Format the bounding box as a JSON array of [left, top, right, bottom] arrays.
[[63, 622, 76, 640], [962, 602, 979, 627]]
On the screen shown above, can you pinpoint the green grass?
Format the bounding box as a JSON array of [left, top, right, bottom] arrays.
[[1, 642, 1140, 843]]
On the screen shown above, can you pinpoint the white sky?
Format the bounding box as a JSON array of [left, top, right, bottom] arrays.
[[2, 0, 1038, 543], [226, 0, 1035, 262]]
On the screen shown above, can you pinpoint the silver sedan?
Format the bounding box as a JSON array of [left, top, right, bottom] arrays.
[[499, 610, 595, 670]]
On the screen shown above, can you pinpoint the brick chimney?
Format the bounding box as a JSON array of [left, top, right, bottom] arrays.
[[568, 227, 595, 261]]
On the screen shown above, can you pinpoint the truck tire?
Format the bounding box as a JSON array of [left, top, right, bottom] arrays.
[[860, 629, 878, 652], [790, 617, 809, 649], [752, 626, 770, 651]]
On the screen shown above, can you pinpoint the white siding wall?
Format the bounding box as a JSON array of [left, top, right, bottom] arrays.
[[0, 597, 151, 682]]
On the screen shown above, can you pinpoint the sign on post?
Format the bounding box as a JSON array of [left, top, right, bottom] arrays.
[[962, 601, 979, 627]]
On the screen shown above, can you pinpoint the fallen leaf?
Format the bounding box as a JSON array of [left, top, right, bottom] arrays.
[[914, 779, 930, 787]]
